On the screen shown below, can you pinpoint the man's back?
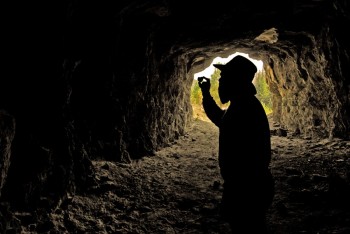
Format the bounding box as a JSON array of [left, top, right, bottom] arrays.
[[219, 95, 271, 180]]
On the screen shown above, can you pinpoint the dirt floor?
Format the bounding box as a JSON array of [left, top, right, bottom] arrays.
[[19, 118, 350, 234]]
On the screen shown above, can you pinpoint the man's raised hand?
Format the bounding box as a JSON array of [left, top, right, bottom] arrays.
[[198, 77, 211, 93]]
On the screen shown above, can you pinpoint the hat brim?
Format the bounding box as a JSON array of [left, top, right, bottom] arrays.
[[213, 64, 225, 70]]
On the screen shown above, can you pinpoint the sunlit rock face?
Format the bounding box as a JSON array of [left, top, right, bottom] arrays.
[[0, 0, 349, 215], [264, 29, 350, 139]]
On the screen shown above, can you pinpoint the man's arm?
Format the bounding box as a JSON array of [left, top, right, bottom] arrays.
[[198, 77, 225, 126]]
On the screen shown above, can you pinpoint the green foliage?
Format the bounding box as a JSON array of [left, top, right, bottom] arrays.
[[191, 78, 206, 120], [208, 68, 230, 109], [190, 79, 203, 106], [253, 71, 273, 114]]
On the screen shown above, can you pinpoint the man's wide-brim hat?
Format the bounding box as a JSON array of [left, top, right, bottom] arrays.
[[213, 55, 257, 81]]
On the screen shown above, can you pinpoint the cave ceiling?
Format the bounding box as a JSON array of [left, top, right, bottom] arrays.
[[125, 0, 337, 73]]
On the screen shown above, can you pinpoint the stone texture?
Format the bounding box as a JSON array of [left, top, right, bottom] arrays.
[[0, 110, 15, 198]]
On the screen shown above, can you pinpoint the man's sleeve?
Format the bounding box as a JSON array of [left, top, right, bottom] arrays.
[[202, 93, 225, 127]]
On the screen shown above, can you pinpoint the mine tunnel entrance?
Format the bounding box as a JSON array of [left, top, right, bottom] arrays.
[[190, 52, 272, 122]]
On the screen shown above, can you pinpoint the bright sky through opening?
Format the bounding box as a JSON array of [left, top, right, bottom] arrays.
[[193, 52, 263, 79]]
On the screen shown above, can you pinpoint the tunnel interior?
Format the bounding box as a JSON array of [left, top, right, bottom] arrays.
[[1, 0, 350, 232]]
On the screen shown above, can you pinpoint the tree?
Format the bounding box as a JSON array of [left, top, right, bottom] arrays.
[[209, 68, 230, 109], [253, 71, 273, 114]]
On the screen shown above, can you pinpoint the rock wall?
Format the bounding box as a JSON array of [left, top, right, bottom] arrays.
[[0, 111, 15, 198], [265, 26, 350, 139]]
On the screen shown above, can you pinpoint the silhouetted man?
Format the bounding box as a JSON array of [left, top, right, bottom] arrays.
[[198, 55, 274, 233]]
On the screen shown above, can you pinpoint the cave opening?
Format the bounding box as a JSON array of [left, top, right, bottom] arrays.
[[190, 52, 272, 122]]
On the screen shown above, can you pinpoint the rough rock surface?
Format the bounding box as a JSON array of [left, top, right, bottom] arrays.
[[0, 110, 15, 197]]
